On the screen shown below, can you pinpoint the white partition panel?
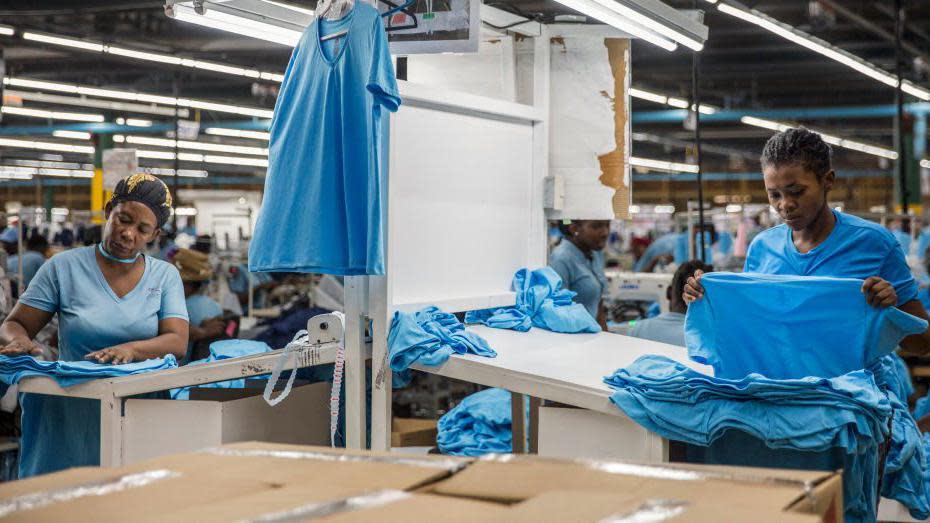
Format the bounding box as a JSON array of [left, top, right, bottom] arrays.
[[365, 81, 547, 450]]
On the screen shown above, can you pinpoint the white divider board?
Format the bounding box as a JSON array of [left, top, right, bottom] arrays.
[[364, 80, 547, 450]]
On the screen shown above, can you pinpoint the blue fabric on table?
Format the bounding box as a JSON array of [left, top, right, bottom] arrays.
[[604, 355, 890, 522], [685, 272, 928, 380], [388, 307, 496, 388], [170, 339, 272, 400], [437, 387, 512, 456], [465, 268, 600, 335], [0, 354, 177, 387]]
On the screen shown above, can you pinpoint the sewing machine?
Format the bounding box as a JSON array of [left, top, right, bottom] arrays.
[[605, 271, 673, 314]]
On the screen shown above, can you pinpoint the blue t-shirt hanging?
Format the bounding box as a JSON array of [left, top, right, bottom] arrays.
[[745, 210, 918, 305], [249, 2, 401, 275]]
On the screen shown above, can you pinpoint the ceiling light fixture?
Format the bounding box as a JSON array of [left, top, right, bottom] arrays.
[[1, 105, 104, 122], [630, 156, 700, 173], [168, 3, 303, 47], [123, 135, 268, 156], [740, 116, 899, 159], [0, 25, 13, 36], [0, 137, 94, 154], [205, 128, 271, 141], [587, 0, 704, 50], [20, 30, 284, 83], [920, 159, 930, 169], [115, 117, 154, 127], [630, 87, 717, 114], [550, 0, 677, 51], [3, 77, 274, 118], [717, 2, 930, 101], [52, 130, 92, 140]]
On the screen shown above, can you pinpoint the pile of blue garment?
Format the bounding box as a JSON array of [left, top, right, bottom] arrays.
[[605, 355, 891, 522], [0, 354, 177, 387], [465, 267, 600, 334], [607, 273, 930, 522], [437, 387, 512, 456], [388, 307, 496, 387], [170, 339, 272, 400]]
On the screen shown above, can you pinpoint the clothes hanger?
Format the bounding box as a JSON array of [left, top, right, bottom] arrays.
[[318, 0, 354, 41], [381, 0, 418, 32]]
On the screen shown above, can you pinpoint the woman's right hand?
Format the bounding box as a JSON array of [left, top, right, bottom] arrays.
[[683, 269, 706, 304], [0, 339, 42, 357]]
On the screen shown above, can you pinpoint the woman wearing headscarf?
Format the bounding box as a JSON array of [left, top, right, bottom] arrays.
[[0, 173, 190, 477]]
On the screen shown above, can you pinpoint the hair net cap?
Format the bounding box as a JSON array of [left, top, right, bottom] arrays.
[[173, 248, 213, 282]]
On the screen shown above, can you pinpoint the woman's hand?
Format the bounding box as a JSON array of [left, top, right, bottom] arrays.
[[0, 339, 43, 357], [84, 343, 137, 365], [683, 269, 706, 304], [862, 276, 897, 308]]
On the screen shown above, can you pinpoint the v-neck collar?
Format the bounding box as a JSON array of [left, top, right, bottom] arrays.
[[92, 245, 150, 302], [786, 209, 841, 257], [315, 2, 357, 66]]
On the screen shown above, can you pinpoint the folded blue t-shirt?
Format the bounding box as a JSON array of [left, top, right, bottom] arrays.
[[686, 273, 927, 380]]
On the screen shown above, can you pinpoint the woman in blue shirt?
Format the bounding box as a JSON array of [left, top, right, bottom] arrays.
[[0, 174, 189, 477], [683, 128, 930, 355], [549, 220, 610, 330], [173, 247, 225, 362]]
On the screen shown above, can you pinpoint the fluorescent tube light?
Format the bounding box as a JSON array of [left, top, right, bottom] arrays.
[[630, 156, 700, 173], [169, 3, 302, 47], [52, 130, 92, 140], [0, 137, 94, 154], [740, 116, 898, 159], [205, 128, 270, 141], [124, 135, 268, 156], [1, 106, 104, 122], [22, 31, 104, 52]]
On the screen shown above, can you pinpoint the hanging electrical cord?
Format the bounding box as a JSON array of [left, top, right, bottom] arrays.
[[692, 0, 706, 261], [894, 0, 907, 215]]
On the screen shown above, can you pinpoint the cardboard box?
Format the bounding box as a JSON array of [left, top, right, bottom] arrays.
[[426, 455, 842, 523], [391, 418, 438, 448], [0, 443, 840, 523], [121, 382, 331, 464]]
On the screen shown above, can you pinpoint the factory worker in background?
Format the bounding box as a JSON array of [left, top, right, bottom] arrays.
[[550, 220, 610, 331], [684, 128, 930, 355], [173, 248, 226, 363], [630, 259, 712, 347], [2, 230, 47, 296], [0, 174, 189, 477], [633, 233, 677, 273]]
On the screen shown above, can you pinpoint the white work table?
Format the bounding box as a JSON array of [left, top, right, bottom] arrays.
[[17, 340, 355, 467], [407, 325, 712, 456]]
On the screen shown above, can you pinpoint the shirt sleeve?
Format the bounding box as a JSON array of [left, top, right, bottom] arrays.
[[880, 240, 918, 305], [367, 16, 401, 112], [743, 237, 761, 273], [17, 258, 59, 313], [159, 267, 189, 322], [549, 255, 573, 290]]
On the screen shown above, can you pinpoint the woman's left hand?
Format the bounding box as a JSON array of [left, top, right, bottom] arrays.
[[862, 276, 897, 308], [84, 343, 137, 365]]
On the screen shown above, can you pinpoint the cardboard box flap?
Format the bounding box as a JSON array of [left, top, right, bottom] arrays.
[[120, 442, 467, 492], [428, 454, 820, 512], [499, 491, 821, 523], [0, 467, 115, 501]]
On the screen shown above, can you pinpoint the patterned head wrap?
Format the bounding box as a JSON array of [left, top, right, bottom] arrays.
[[107, 173, 173, 228]]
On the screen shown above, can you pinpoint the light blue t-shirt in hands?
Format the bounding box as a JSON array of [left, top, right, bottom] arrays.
[[16, 245, 188, 477], [686, 272, 927, 380], [250, 2, 400, 276], [745, 210, 918, 305]]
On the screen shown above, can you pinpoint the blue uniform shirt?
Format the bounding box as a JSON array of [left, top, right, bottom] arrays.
[[17, 246, 188, 477], [7, 250, 45, 290], [745, 210, 918, 305], [549, 240, 607, 319], [629, 312, 686, 347], [633, 233, 678, 272], [249, 2, 400, 275], [184, 293, 224, 362]]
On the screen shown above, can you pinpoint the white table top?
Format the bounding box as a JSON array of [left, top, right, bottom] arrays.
[[410, 326, 713, 415]]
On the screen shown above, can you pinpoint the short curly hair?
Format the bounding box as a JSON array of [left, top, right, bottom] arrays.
[[760, 127, 833, 179]]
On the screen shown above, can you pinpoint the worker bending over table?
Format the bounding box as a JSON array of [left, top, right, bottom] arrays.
[[0, 174, 190, 477], [550, 219, 610, 331], [684, 127, 930, 355]]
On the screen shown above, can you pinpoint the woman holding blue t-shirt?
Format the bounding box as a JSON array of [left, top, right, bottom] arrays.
[[683, 128, 930, 355], [0, 174, 189, 477]]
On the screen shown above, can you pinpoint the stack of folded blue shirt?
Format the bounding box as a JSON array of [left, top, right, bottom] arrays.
[[605, 273, 930, 523], [0, 354, 177, 387], [465, 267, 600, 334], [437, 387, 512, 456], [605, 355, 890, 522], [388, 307, 496, 387], [171, 339, 272, 400]]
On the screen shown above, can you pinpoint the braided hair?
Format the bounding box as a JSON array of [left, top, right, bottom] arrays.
[[760, 127, 833, 180]]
